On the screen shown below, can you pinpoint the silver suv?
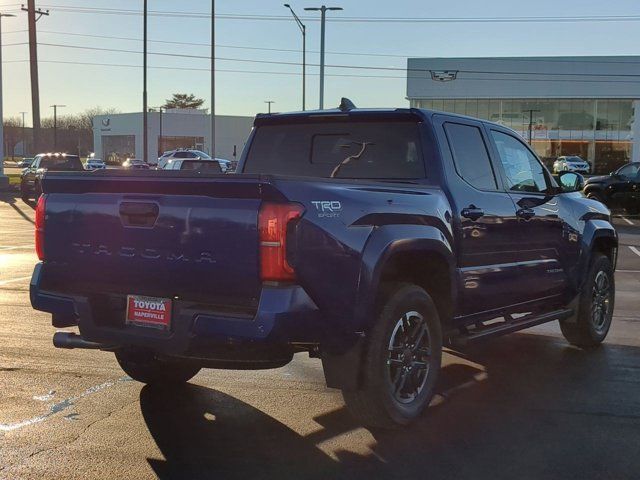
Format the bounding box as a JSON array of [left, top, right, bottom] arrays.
[[157, 149, 213, 169]]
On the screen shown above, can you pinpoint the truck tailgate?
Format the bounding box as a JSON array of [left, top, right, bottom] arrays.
[[40, 172, 285, 308]]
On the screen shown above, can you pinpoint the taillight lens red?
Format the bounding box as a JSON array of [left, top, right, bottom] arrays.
[[258, 202, 303, 281], [35, 194, 47, 260]]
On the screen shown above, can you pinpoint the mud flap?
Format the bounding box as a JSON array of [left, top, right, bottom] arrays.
[[321, 337, 365, 391]]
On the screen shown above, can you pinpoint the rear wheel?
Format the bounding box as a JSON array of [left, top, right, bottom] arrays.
[[342, 283, 442, 428], [115, 349, 201, 385], [560, 253, 614, 347]]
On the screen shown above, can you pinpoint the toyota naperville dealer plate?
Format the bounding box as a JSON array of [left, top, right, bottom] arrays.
[[126, 295, 172, 330]]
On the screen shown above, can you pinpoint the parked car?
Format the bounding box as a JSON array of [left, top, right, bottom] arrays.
[[85, 158, 106, 170], [583, 162, 640, 214], [162, 158, 224, 172], [17, 157, 34, 168], [20, 153, 83, 200], [156, 149, 232, 172], [553, 155, 591, 174], [122, 158, 149, 169], [30, 104, 617, 428]]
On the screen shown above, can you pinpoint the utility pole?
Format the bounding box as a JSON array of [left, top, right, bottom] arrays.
[[0, 12, 16, 190], [21, 2, 49, 153], [523, 109, 541, 145], [210, 0, 216, 157], [264, 100, 275, 114], [143, 0, 148, 163], [20, 112, 27, 156], [305, 5, 342, 110], [51, 105, 65, 150], [284, 4, 306, 110]]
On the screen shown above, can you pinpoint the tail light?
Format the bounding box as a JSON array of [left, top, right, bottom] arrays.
[[35, 194, 47, 260], [258, 202, 303, 281]]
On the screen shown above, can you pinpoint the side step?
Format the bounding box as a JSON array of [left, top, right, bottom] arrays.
[[450, 308, 573, 347]]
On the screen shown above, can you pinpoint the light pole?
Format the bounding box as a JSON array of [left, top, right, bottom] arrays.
[[20, 111, 27, 156], [143, 0, 148, 162], [210, 0, 216, 157], [523, 109, 540, 145], [151, 106, 163, 156], [264, 100, 275, 114], [284, 4, 306, 111], [51, 104, 66, 150], [0, 12, 16, 190], [304, 5, 342, 110]]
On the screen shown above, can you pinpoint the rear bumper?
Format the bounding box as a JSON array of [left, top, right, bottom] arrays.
[[30, 263, 324, 358]]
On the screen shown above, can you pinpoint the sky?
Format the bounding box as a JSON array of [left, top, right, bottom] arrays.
[[1, 0, 640, 124]]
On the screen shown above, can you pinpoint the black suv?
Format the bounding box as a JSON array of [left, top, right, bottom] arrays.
[[584, 162, 640, 214], [20, 153, 84, 201]]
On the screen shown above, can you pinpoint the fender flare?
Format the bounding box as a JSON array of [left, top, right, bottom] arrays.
[[354, 224, 456, 333], [577, 219, 618, 286]]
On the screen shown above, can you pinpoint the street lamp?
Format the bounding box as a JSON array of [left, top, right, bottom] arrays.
[[264, 100, 275, 114], [51, 104, 66, 150], [284, 4, 306, 111], [20, 111, 27, 156], [304, 5, 342, 110], [0, 12, 16, 190]]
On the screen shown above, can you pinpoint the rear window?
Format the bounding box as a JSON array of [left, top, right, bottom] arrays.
[[243, 121, 425, 179], [40, 155, 83, 171], [180, 160, 222, 172]]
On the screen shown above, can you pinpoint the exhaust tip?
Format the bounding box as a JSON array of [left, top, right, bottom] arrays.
[[53, 332, 107, 350]]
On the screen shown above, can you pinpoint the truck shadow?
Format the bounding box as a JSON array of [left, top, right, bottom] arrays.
[[0, 192, 36, 224], [140, 334, 640, 480]]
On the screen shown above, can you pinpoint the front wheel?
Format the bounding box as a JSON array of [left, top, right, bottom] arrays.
[[560, 253, 614, 348], [342, 283, 442, 428], [115, 349, 201, 385]]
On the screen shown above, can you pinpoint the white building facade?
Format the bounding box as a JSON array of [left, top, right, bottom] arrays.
[[92, 109, 254, 164], [407, 56, 640, 174]]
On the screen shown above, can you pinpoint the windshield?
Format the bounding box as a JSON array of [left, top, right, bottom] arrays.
[[39, 155, 83, 171], [244, 121, 424, 179]]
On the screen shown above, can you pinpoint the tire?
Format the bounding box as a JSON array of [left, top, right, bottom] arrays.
[[20, 181, 30, 202], [560, 253, 614, 348], [34, 181, 43, 199], [115, 349, 201, 385], [586, 191, 605, 204], [342, 283, 442, 429]]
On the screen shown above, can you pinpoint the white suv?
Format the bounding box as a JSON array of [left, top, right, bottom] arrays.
[[157, 149, 213, 169], [85, 158, 106, 170], [553, 156, 591, 174]]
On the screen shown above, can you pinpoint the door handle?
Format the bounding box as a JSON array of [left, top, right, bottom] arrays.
[[516, 208, 535, 220], [461, 206, 485, 221]]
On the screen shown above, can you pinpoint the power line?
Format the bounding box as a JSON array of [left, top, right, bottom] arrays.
[[4, 57, 640, 85], [34, 41, 640, 78], [33, 5, 640, 23]]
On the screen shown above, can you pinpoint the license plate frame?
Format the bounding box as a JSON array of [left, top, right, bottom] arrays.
[[125, 295, 172, 330]]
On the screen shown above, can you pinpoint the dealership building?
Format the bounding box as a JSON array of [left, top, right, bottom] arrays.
[[407, 56, 640, 173], [92, 109, 253, 164]]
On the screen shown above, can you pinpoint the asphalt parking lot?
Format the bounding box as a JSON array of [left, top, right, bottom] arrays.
[[1, 192, 639, 480]]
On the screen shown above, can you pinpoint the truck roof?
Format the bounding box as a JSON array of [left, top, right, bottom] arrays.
[[254, 107, 506, 129]]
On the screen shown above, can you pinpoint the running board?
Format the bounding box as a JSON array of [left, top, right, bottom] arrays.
[[450, 308, 574, 347]]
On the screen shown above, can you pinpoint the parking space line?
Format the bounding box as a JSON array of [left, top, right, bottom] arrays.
[[629, 246, 640, 258], [621, 217, 635, 226], [0, 276, 32, 286], [617, 269, 640, 273]]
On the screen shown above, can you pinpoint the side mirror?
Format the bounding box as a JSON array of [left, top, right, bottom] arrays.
[[558, 171, 585, 193]]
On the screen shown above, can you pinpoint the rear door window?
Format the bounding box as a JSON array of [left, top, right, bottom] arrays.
[[244, 121, 425, 179], [443, 123, 498, 191]]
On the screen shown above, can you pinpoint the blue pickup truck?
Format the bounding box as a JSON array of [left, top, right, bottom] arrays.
[[30, 103, 617, 428]]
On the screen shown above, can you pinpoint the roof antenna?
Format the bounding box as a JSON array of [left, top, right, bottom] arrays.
[[338, 97, 356, 112]]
